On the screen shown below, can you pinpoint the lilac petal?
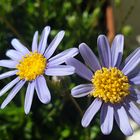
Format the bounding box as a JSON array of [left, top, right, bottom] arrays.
[[38, 26, 50, 54], [122, 48, 140, 75], [79, 43, 101, 71], [66, 58, 93, 81], [125, 47, 140, 64], [124, 100, 140, 125], [81, 98, 102, 127], [100, 103, 114, 135], [129, 88, 140, 103], [114, 104, 133, 136], [0, 70, 18, 80], [35, 75, 51, 104], [6, 49, 23, 61], [71, 84, 93, 98], [97, 35, 111, 67], [129, 94, 140, 104], [1, 80, 25, 109], [111, 35, 124, 67], [127, 64, 140, 79], [24, 81, 35, 114], [11, 39, 30, 55], [44, 31, 65, 59], [32, 31, 38, 52], [45, 65, 75, 76], [0, 77, 20, 96], [129, 75, 140, 85], [0, 60, 18, 68], [48, 48, 79, 66]]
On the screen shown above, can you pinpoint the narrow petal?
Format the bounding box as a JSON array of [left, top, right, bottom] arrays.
[[129, 88, 140, 103], [97, 35, 111, 67], [71, 84, 93, 98], [45, 65, 75, 76], [122, 47, 140, 75], [48, 48, 79, 66], [125, 47, 140, 64], [11, 39, 30, 54], [44, 31, 65, 59], [66, 58, 93, 81], [24, 81, 35, 114], [114, 104, 133, 136], [124, 100, 140, 125], [111, 35, 124, 67], [0, 77, 20, 96], [6, 49, 23, 61], [127, 64, 140, 79], [1, 80, 25, 109], [100, 103, 114, 135], [35, 75, 51, 104], [79, 43, 101, 71], [129, 75, 140, 85], [0, 70, 18, 80], [81, 98, 102, 127], [38, 26, 50, 54], [32, 31, 38, 52], [0, 60, 18, 68]]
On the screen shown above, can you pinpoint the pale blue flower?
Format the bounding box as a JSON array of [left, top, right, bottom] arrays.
[[0, 26, 78, 114], [66, 35, 140, 136]]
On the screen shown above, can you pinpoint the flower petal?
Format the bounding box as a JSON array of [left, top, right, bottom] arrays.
[[24, 81, 35, 114], [38, 26, 50, 54], [129, 75, 140, 85], [11, 39, 30, 54], [48, 48, 79, 66], [81, 98, 102, 127], [124, 100, 140, 125], [1, 80, 25, 109], [0, 77, 20, 96], [111, 35, 124, 67], [32, 31, 38, 52], [125, 47, 140, 64], [100, 103, 114, 135], [114, 104, 133, 136], [129, 88, 140, 103], [122, 47, 140, 75], [0, 70, 18, 80], [0, 60, 18, 68], [71, 84, 93, 98], [35, 75, 51, 104], [97, 35, 111, 67], [79, 43, 101, 71], [44, 31, 65, 59], [66, 58, 93, 81], [45, 65, 75, 76], [6, 49, 23, 61]]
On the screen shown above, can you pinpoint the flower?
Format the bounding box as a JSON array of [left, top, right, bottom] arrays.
[[0, 26, 78, 114], [66, 34, 140, 136]]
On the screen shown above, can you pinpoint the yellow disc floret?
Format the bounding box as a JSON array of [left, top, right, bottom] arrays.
[[16, 52, 46, 81], [91, 67, 130, 104]]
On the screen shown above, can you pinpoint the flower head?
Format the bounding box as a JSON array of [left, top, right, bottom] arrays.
[[66, 35, 140, 136], [0, 26, 78, 114]]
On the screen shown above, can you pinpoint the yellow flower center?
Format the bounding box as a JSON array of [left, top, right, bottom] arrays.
[[16, 52, 46, 81], [91, 67, 130, 104]]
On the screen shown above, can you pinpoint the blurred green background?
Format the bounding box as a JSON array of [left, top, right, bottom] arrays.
[[0, 0, 139, 140]]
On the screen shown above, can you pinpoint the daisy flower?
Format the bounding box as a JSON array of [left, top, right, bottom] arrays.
[[0, 26, 78, 114], [66, 34, 140, 136]]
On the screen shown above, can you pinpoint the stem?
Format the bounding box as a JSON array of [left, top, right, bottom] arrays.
[[68, 94, 83, 117], [0, 16, 25, 43], [121, 1, 136, 25]]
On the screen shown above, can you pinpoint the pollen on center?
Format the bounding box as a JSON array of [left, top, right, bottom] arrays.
[[91, 67, 130, 104], [16, 52, 46, 81]]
